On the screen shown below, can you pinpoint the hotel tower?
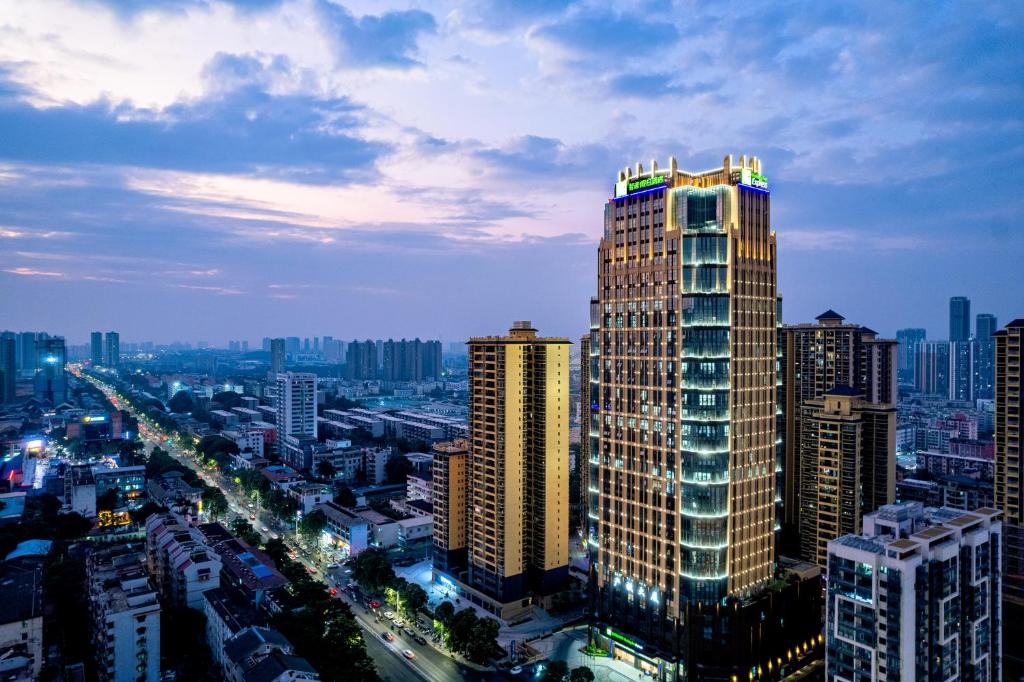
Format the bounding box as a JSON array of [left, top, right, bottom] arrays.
[[588, 155, 804, 677]]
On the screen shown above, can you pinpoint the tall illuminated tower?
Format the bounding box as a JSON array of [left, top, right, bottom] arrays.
[[590, 156, 782, 674]]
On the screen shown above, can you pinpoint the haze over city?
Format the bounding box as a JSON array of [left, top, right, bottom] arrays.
[[2, 0, 1022, 343]]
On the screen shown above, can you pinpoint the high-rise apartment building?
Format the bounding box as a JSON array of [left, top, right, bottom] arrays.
[[270, 338, 285, 375], [975, 313, 997, 400], [825, 502, 1002, 681], [91, 331, 103, 366], [431, 439, 469, 577], [34, 337, 67, 405], [781, 311, 897, 557], [457, 322, 568, 620], [950, 339, 975, 402], [798, 386, 895, 566], [950, 295, 971, 343], [423, 339, 443, 379], [275, 372, 318, 470], [895, 327, 926, 384], [590, 155, 787, 677], [915, 340, 951, 396], [0, 335, 15, 404], [995, 319, 1024, 678], [104, 331, 120, 368], [19, 331, 36, 373], [345, 340, 378, 380]]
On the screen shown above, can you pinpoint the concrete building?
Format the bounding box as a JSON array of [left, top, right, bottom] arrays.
[[895, 327, 926, 384], [915, 340, 951, 397], [288, 483, 333, 514], [91, 331, 104, 366], [87, 545, 161, 682], [950, 296, 971, 343], [318, 501, 370, 558], [275, 372, 317, 470], [33, 336, 66, 405], [270, 338, 285, 376], [105, 331, 120, 368], [455, 322, 569, 620], [825, 503, 1001, 681], [798, 386, 896, 566], [432, 439, 469, 577], [975, 313, 998, 401], [994, 318, 1024, 677], [0, 559, 44, 680], [145, 513, 222, 609], [406, 472, 432, 503], [223, 626, 318, 682], [781, 310, 897, 555]]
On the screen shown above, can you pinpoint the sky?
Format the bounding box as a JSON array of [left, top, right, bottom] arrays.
[[1, 0, 1022, 345]]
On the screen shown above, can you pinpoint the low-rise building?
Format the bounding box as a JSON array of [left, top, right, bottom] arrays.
[[223, 626, 318, 682], [405, 472, 432, 503], [260, 465, 305, 491], [147, 471, 202, 508], [288, 483, 334, 514], [145, 513, 222, 609], [318, 502, 369, 558], [0, 558, 44, 680]]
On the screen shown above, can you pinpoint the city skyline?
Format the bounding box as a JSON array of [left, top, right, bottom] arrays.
[[2, 1, 1022, 343]]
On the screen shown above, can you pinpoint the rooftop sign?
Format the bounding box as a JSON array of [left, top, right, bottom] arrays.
[[739, 168, 768, 190], [614, 174, 667, 198]]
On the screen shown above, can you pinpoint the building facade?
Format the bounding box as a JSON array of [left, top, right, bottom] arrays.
[[975, 313, 997, 401], [432, 439, 469, 577], [460, 322, 569, 619], [33, 336, 67, 405], [275, 372, 318, 470], [590, 155, 779, 676], [994, 318, 1024, 677], [915, 340, 951, 397], [825, 503, 1002, 681], [895, 328, 926, 385], [91, 331, 104, 366], [781, 311, 897, 557], [105, 331, 120, 368], [949, 296, 971, 343]]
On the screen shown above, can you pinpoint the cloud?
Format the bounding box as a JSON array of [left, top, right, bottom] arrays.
[[0, 54, 385, 183], [316, 1, 437, 68], [531, 10, 679, 56], [780, 229, 925, 253], [86, 0, 282, 18], [4, 266, 64, 277], [604, 73, 715, 99], [174, 283, 244, 295]]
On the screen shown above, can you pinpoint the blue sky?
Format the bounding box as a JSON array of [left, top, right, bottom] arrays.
[[1, 0, 1022, 344]]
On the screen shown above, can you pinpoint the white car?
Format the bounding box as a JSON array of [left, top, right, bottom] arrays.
[[510, 666, 523, 675], [401, 649, 415, 660], [383, 611, 395, 619], [261, 527, 269, 533]]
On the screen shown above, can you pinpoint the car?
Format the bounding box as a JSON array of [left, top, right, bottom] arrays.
[[414, 635, 427, 646], [382, 632, 395, 642], [329, 587, 338, 596], [404, 627, 416, 638], [326, 563, 340, 571], [393, 619, 404, 628], [260, 527, 269, 533], [401, 649, 415, 660], [369, 600, 382, 609], [510, 666, 523, 675], [306, 566, 317, 574], [249, 514, 256, 521], [383, 611, 395, 619]]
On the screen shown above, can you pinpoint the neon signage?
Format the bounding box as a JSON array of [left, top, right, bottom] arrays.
[[615, 174, 667, 198], [605, 627, 643, 650], [740, 168, 769, 190]]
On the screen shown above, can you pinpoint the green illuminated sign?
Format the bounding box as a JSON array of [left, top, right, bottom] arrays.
[[628, 175, 666, 194], [740, 168, 769, 190], [605, 627, 643, 650]]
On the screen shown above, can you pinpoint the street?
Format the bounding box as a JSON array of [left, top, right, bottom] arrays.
[[91, 377, 485, 682]]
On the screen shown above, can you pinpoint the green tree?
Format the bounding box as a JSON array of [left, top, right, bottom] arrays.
[[95, 487, 120, 512], [434, 600, 455, 627], [384, 453, 413, 484], [210, 391, 243, 409], [299, 509, 328, 543], [399, 582, 428, 620], [229, 517, 260, 547], [198, 435, 239, 469], [540, 660, 569, 682], [448, 607, 478, 654], [350, 550, 396, 594], [167, 390, 194, 413], [464, 616, 500, 664], [316, 460, 336, 480], [201, 488, 229, 520], [336, 485, 357, 507], [569, 666, 595, 682]]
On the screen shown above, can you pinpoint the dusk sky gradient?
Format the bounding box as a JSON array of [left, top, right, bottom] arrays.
[[1, 0, 1022, 345]]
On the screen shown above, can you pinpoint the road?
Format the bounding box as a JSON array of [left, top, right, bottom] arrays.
[[90, 376, 484, 682]]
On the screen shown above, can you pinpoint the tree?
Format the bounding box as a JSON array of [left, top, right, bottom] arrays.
[[569, 667, 595, 682], [210, 391, 243, 409], [384, 453, 413, 484], [335, 485, 357, 507], [299, 509, 328, 543], [167, 390, 194, 414], [350, 550, 396, 594], [540, 660, 569, 682], [229, 517, 260, 547], [464, 616, 500, 664], [201, 488, 229, 520], [96, 487, 120, 512], [448, 607, 478, 653], [198, 435, 240, 469], [399, 582, 428, 619], [316, 460, 336, 481], [434, 601, 455, 627]]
